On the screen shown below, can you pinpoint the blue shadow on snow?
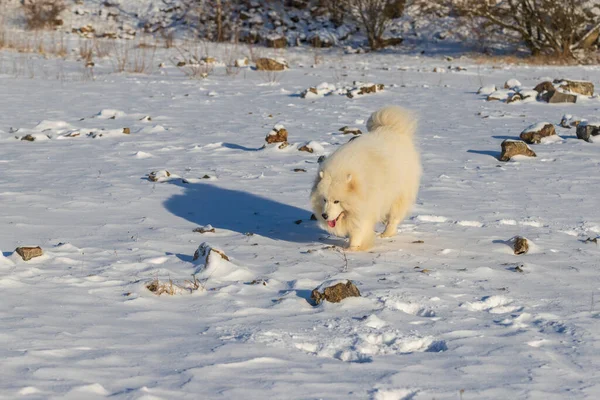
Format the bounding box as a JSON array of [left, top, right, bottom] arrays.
[[164, 180, 321, 244]]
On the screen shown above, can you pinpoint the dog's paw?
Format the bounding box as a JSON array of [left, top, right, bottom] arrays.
[[379, 231, 397, 238], [347, 245, 371, 252]]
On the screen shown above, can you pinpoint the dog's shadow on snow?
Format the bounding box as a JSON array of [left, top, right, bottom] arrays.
[[164, 180, 323, 244], [467, 149, 501, 160]]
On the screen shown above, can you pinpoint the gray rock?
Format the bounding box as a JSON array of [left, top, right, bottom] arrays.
[[576, 122, 600, 142]]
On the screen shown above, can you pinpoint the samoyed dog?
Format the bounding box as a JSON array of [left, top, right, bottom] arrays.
[[310, 106, 421, 251]]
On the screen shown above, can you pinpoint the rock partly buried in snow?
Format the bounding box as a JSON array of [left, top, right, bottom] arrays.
[[122, 127, 131, 134], [193, 224, 216, 233], [255, 57, 288, 71], [576, 121, 600, 142], [148, 170, 171, 182], [298, 144, 313, 153], [192, 242, 253, 282], [534, 81, 555, 93], [487, 90, 511, 101], [193, 242, 230, 262], [300, 82, 336, 99], [234, 58, 249, 67], [20, 134, 36, 142], [346, 82, 384, 99], [519, 123, 556, 144], [554, 79, 594, 96], [560, 114, 583, 128], [500, 140, 537, 161], [477, 84, 497, 95], [513, 236, 529, 255], [339, 126, 362, 135], [311, 280, 361, 305], [15, 246, 43, 261], [538, 90, 577, 104], [266, 124, 288, 144], [506, 93, 523, 104], [298, 141, 324, 154], [504, 79, 522, 89]]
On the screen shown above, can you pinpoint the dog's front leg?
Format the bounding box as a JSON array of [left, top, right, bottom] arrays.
[[347, 221, 375, 251]]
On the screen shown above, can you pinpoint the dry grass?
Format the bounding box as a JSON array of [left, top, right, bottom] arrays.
[[172, 41, 215, 79], [0, 29, 68, 58], [471, 53, 580, 66], [146, 275, 202, 296], [110, 40, 155, 74]]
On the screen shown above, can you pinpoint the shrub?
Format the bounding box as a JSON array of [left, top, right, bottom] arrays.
[[21, 0, 67, 30], [347, 0, 406, 50], [423, 0, 600, 59]]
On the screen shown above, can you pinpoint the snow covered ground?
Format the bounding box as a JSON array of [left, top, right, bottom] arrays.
[[1, 46, 600, 399]]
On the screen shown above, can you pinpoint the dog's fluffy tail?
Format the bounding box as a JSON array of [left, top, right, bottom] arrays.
[[366, 106, 416, 135]]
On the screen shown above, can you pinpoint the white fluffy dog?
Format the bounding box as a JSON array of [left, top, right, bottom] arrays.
[[310, 106, 421, 251]]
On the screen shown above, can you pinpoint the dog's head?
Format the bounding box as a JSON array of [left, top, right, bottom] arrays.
[[311, 170, 355, 228]]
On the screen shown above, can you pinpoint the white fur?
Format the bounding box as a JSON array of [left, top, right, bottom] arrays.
[[311, 106, 421, 251]]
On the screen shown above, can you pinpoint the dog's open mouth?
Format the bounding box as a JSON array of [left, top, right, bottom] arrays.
[[327, 212, 344, 228]]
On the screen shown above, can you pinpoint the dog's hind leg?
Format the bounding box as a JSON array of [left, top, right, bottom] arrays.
[[381, 195, 411, 238]]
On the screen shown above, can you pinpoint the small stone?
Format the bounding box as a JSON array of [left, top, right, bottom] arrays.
[[202, 174, 211, 179], [339, 126, 362, 135], [148, 170, 170, 182], [193, 225, 215, 233], [554, 79, 594, 96], [300, 87, 319, 98], [519, 123, 556, 144], [193, 242, 229, 262], [298, 144, 313, 153], [15, 246, 43, 261], [266, 126, 288, 144], [559, 114, 582, 128], [506, 93, 523, 104], [294, 219, 302, 225], [317, 155, 326, 163], [234, 58, 249, 67], [176, 61, 186, 67], [20, 134, 35, 142], [513, 237, 529, 255], [311, 280, 361, 305], [293, 168, 307, 172], [122, 127, 131, 134], [499, 140, 536, 161]]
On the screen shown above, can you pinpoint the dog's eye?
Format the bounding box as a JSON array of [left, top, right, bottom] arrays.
[[334, 200, 340, 204]]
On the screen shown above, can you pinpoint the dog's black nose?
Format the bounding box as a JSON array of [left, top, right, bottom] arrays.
[[322, 213, 328, 220]]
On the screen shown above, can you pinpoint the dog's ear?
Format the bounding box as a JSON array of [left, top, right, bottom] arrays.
[[347, 174, 357, 192], [319, 170, 324, 179]]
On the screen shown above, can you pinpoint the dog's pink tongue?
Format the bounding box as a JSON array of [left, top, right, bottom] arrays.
[[327, 220, 336, 228]]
